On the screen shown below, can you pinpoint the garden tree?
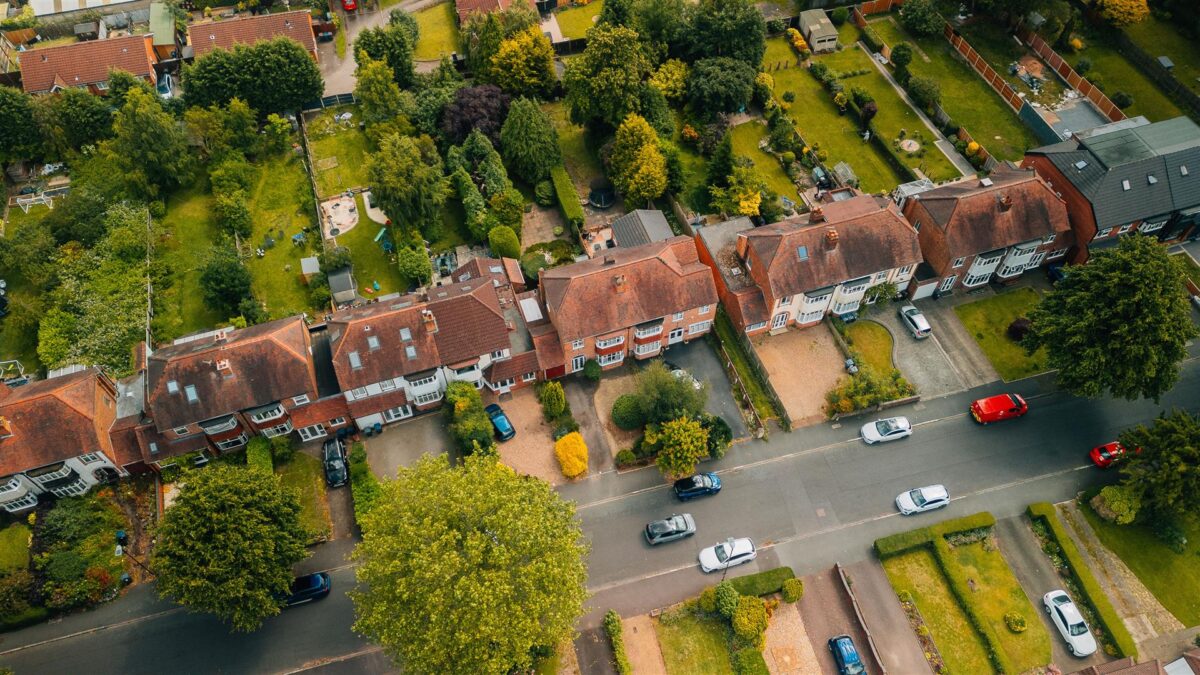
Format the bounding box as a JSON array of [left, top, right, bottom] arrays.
[[0, 86, 41, 163], [355, 56, 410, 127], [367, 133, 450, 237], [214, 192, 253, 238], [412, 59, 464, 136], [649, 59, 689, 102], [1116, 410, 1200, 519], [907, 76, 942, 112], [106, 68, 156, 111], [660, 139, 687, 195], [687, 0, 766, 67], [488, 225, 521, 259], [183, 39, 323, 114], [598, 0, 635, 27], [710, 161, 766, 217], [351, 453, 587, 673], [388, 8, 420, 44], [900, 0, 944, 36], [488, 188, 525, 233], [0, 213, 56, 290], [687, 57, 756, 117], [639, 85, 675, 137], [634, 361, 708, 424], [153, 464, 307, 632], [1023, 235, 1198, 401], [609, 113, 667, 204], [861, 101, 879, 129], [354, 23, 416, 89], [623, 144, 668, 206], [200, 250, 254, 316], [461, 1, 540, 81], [705, 132, 736, 189], [890, 43, 914, 85], [184, 99, 258, 161], [499, 98, 561, 183], [1096, 0, 1148, 26], [441, 84, 512, 146], [262, 113, 293, 154], [563, 24, 652, 129], [42, 186, 109, 247], [35, 88, 112, 157], [105, 88, 190, 198], [539, 381, 567, 419], [634, 0, 689, 62], [654, 417, 711, 478], [444, 381, 497, 454], [491, 26, 557, 99], [397, 245, 432, 284]]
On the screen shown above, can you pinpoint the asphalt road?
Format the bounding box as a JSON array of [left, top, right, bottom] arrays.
[[4, 357, 1199, 673]]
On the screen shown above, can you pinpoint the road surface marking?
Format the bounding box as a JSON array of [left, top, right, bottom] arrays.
[[0, 606, 185, 656], [278, 646, 385, 674]]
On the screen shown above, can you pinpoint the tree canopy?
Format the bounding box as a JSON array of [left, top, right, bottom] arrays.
[[1118, 410, 1200, 519], [105, 87, 190, 198], [354, 22, 416, 89], [200, 249, 254, 317], [563, 24, 651, 129], [687, 0, 766, 66], [687, 57, 757, 117], [367, 133, 449, 237], [1023, 235, 1199, 401], [152, 464, 308, 632], [351, 453, 588, 673], [490, 25, 557, 99], [499, 98, 561, 183], [0, 86, 40, 163], [900, 0, 944, 36], [653, 417, 711, 478], [441, 84, 512, 146], [183, 38, 323, 114]]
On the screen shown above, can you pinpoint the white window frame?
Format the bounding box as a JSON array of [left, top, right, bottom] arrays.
[[745, 321, 768, 332], [1118, 224, 1133, 234], [897, 265, 913, 276], [698, 305, 711, 314], [687, 321, 711, 335], [329, 417, 347, 426], [351, 386, 369, 399], [383, 405, 412, 421], [952, 257, 966, 268], [570, 339, 584, 350], [78, 453, 104, 464], [777, 296, 792, 307], [1097, 227, 1113, 238], [2, 493, 37, 512], [292, 394, 310, 406], [409, 374, 437, 388], [634, 342, 661, 356], [1044, 233, 1056, 244], [522, 373, 537, 383], [596, 335, 625, 349], [261, 420, 294, 438], [1048, 248, 1067, 259], [939, 275, 957, 292], [874, 271, 888, 282], [298, 424, 327, 442], [798, 309, 824, 324], [381, 379, 398, 392], [597, 351, 625, 366], [1140, 219, 1166, 233], [672, 312, 684, 322], [964, 272, 991, 287], [491, 350, 507, 360], [415, 391, 443, 405]]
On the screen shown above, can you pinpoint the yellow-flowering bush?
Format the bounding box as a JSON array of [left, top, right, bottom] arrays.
[[787, 27, 808, 53], [554, 432, 588, 478]]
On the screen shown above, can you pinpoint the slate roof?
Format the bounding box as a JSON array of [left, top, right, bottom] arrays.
[[1028, 116, 1200, 228], [187, 10, 316, 58], [611, 210, 674, 249], [799, 9, 838, 41], [19, 34, 154, 93], [0, 368, 117, 476], [540, 236, 719, 343]]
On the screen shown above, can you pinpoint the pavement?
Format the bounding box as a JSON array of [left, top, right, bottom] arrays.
[[661, 339, 751, 440], [843, 559, 930, 674], [869, 311, 965, 398]]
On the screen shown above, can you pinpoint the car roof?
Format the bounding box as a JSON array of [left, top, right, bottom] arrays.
[[1058, 600, 1084, 623], [976, 393, 1018, 411], [920, 485, 949, 500], [484, 403, 502, 413], [730, 538, 754, 554]]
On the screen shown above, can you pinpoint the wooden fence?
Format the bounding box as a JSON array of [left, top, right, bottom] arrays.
[[858, 0, 904, 15], [944, 24, 1024, 112]]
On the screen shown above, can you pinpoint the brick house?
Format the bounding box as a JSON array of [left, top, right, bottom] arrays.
[[534, 236, 719, 374], [1022, 116, 1200, 263], [19, 34, 157, 94], [454, 0, 511, 23], [695, 193, 922, 335], [902, 167, 1072, 297], [187, 10, 319, 62]]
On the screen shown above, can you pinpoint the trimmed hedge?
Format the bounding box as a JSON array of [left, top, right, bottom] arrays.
[[733, 646, 770, 675], [861, 26, 884, 53], [550, 165, 584, 233], [728, 566, 795, 597], [349, 442, 382, 519], [1027, 503, 1138, 659], [603, 609, 632, 675], [0, 606, 48, 631], [874, 511, 996, 558]]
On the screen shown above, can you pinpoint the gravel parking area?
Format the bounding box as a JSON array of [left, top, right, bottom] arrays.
[[752, 326, 846, 428], [365, 413, 453, 480], [488, 387, 566, 485], [592, 373, 642, 460], [764, 600, 822, 675]]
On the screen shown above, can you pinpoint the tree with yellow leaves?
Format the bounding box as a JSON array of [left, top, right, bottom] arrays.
[[490, 25, 557, 99], [709, 162, 766, 217], [1096, 0, 1149, 27], [609, 114, 668, 206], [555, 432, 589, 478]]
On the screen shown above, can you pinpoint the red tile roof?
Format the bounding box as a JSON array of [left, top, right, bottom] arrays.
[[0, 368, 118, 476], [450, 256, 526, 291], [455, 0, 511, 22], [108, 414, 149, 467], [289, 396, 351, 429], [20, 34, 155, 93], [187, 10, 317, 59], [485, 350, 539, 382], [347, 388, 409, 420]]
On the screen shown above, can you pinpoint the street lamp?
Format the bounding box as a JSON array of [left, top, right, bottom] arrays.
[[114, 530, 155, 578]]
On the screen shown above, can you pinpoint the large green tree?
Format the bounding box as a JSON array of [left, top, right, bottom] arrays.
[[563, 24, 651, 128], [200, 249, 253, 316], [634, 361, 708, 425], [183, 38, 322, 114], [355, 55, 409, 127], [367, 133, 449, 236], [1023, 234, 1199, 401], [153, 464, 308, 632], [901, 0, 944, 36], [461, 1, 540, 81], [490, 25, 557, 99], [687, 0, 766, 66], [351, 453, 588, 673], [687, 57, 756, 117], [499, 98, 561, 183], [106, 88, 190, 198], [1117, 410, 1200, 519], [35, 87, 113, 158], [0, 85, 41, 163], [354, 23, 416, 89], [654, 417, 711, 478]]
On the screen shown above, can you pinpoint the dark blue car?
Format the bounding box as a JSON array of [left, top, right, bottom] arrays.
[[280, 572, 331, 608], [485, 403, 516, 441], [828, 634, 867, 675], [673, 473, 721, 501]]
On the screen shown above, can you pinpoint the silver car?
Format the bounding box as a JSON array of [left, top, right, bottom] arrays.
[[644, 513, 696, 545], [861, 416, 912, 444], [896, 485, 949, 515], [1044, 590, 1097, 657], [898, 304, 932, 339]]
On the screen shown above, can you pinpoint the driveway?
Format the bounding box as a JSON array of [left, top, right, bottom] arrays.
[[364, 412, 453, 480], [873, 309, 964, 399], [565, 377, 615, 474], [662, 339, 750, 440], [751, 325, 846, 428], [842, 559, 930, 674], [798, 567, 883, 675], [918, 298, 1002, 389], [994, 516, 1111, 670], [486, 387, 566, 485], [317, 0, 444, 96]]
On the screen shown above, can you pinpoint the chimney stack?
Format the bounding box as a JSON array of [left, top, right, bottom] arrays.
[[422, 309, 438, 334], [215, 359, 233, 378], [0, 416, 11, 439], [824, 227, 839, 250], [613, 274, 627, 293], [603, 255, 616, 265], [735, 233, 749, 259], [810, 207, 825, 224], [998, 193, 1013, 211]]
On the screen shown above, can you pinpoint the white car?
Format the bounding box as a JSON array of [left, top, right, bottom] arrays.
[[861, 416, 913, 444], [895, 485, 949, 515], [1044, 590, 1097, 657], [698, 537, 757, 573]]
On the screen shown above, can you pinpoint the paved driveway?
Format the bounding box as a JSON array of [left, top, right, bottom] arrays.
[[919, 298, 1002, 389], [364, 412, 453, 480], [873, 309, 965, 399], [752, 325, 846, 428], [843, 559, 930, 674], [798, 567, 882, 675], [662, 339, 750, 440]]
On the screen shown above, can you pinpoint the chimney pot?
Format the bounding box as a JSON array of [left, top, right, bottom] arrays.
[[824, 227, 839, 249], [613, 274, 627, 292], [998, 193, 1013, 211], [422, 308, 438, 334], [810, 207, 825, 224]]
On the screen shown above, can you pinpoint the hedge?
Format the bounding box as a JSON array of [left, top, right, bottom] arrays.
[[1027, 503, 1138, 659], [729, 566, 795, 597], [246, 437, 274, 473], [349, 442, 382, 519], [843, 98, 921, 185], [861, 26, 884, 53], [550, 165, 584, 233], [874, 511, 996, 558], [603, 609, 632, 675], [733, 646, 770, 675], [0, 606, 48, 631]]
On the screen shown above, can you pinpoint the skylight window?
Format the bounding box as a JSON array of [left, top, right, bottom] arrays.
[[1182, 165, 1190, 176], [1122, 179, 1131, 191], [348, 351, 362, 369], [405, 345, 417, 359], [367, 336, 380, 350], [797, 246, 809, 261], [1074, 160, 1088, 170], [1148, 174, 1158, 185], [184, 385, 198, 404], [167, 380, 179, 394], [400, 327, 412, 341]]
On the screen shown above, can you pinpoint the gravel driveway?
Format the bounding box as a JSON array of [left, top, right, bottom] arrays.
[[874, 308, 964, 399], [752, 327, 846, 429]]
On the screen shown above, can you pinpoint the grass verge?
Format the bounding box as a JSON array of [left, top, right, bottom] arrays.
[[413, 2, 460, 61], [1173, 252, 1200, 289], [844, 320, 894, 374], [656, 601, 734, 675], [953, 287, 1047, 381], [1124, 15, 1200, 97], [276, 453, 332, 544], [711, 309, 783, 424]]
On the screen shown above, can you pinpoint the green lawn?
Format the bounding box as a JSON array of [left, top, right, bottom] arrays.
[[543, 101, 604, 194], [333, 194, 411, 296], [953, 287, 1048, 381], [1081, 505, 1200, 626], [154, 180, 226, 342], [730, 121, 800, 202], [869, 16, 1038, 161], [768, 37, 904, 193], [1075, 37, 1184, 122], [845, 320, 894, 374], [556, 0, 604, 40], [950, 541, 1052, 671], [413, 2, 460, 61], [307, 106, 372, 198], [1125, 15, 1200, 96], [956, 20, 1065, 107], [1175, 252, 1200, 288], [0, 204, 50, 370], [883, 548, 996, 675], [0, 523, 30, 574], [655, 602, 734, 675], [431, 197, 471, 254], [276, 453, 332, 544], [244, 153, 323, 320]]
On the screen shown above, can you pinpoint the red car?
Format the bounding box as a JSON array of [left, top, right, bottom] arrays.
[[341, 0, 357, 10], [1090, 442, 1138, 468], [969, 393, 1028, 424]]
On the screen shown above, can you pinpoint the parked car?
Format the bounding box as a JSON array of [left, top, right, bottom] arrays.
[[156, 72, 173, 100], [341, 0, 357, 10], [1044, 590, 1097, 657], [644, 513, 696, 545], [664, 361, 703, 390], [280, 572, 331, 608], [969, 393, 1028, 424], [322, 438, 347, 487], [897, 304, 932, 339], [1046, 262, 1068, 286], [1090, 441, 1138, 468], [673, 473, 721, 501], [896, 484, 950, 515], [698, 537, 756, 573], [484, 403, 516, 441], [860, 416, 912, 444], [827, 634, 867, 675]]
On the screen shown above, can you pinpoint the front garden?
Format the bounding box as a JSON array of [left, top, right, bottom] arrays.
[[843, 320, 895, 374], [825, 314, 916, 418], [276, 452, 333, 545], [953, 287, 1047, 381], [412, 2, 460, 61], [711, 310, 782, 425]]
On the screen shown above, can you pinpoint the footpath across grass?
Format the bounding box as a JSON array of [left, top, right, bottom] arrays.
[[953, 287, 1047, 381]]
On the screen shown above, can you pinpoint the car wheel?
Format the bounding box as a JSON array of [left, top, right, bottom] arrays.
[[1069, 646, 1077, 657]]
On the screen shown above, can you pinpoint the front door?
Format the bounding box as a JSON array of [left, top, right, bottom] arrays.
[[668, 328, 684, 344], [939, 275, 957, 292], [571, 355, 586, 372], [771, 313, 788, 329]]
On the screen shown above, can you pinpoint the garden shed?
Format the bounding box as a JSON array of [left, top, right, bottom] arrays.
[[799, 10, 838, 54], [329, 267, 357, 305]]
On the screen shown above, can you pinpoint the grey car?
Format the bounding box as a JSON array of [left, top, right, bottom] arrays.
[[898, 304, 932, 339], [644, 513, 696, 545]]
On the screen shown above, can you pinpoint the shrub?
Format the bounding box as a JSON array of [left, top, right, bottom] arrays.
[[700, 413, 733, 459], [539, 381, 567, 420], [1004, 612, 1028, 633], [1111, 91, 1134, 109], [611, 394, 645, 430], [766, 18, 787, 35], [782, 577, 804, 603], [715, 581, 740, 618], [861, 26, 884, 53], [583, 358, 602, 382], [729, 566, 796, 597], [781, 150, 796, 165], [270, 435, 296, 463], [445, 381, 496, 454], [488, 225, 521, 259], [901, 0, 944, 37], [1152, 515, 1188, 554], [1091, 484, 1141, 524], [1007, 317, 1032, 341], [732, 595, 769, 641], [831, 7, 849, 25], [615, 449, 638, 467], [550, 165, 584, 233], [348, 442, 382, 517], [699, 585, 718, 613], [534, 180, 554, 206], [1075, 57, 1092, 75], [782, 90, 796, 103], [824, 367, 916, 418], [603, 610, 632, 675], [733, 647, 770, 675], [246, 437, 273, 473], [634, 361, 707, 425], [654, 417, 710, 478], [553, 418, 581, 440], [554, 432, 588, 478], [907, 76, 942, 111]]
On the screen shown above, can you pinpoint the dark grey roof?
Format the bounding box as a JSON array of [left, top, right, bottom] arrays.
[[1031, 117, 1200, 228], [328, 268, 355, 294], [799, 9, 838, 41], [611, 209, 673, 248]]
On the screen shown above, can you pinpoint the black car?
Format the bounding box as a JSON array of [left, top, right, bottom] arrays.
[[673, 473, 722, 501], [280, 572, 331, 608], [322, 438, 347, 487]]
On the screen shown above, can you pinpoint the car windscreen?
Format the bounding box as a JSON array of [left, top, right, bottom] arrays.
[[876, 420, 895, 434], [1069, 621, 1088, 636], [909, 489, 927, 506], [715, 545, 729, 562], [1007, 394, 1023, 408]]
